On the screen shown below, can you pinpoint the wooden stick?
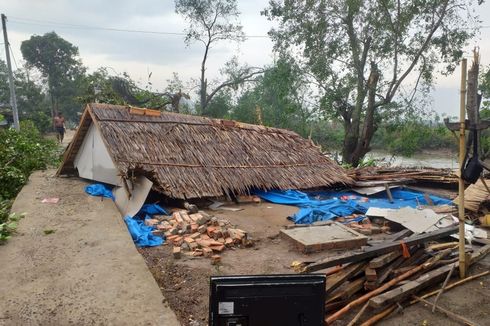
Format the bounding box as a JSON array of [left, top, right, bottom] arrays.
[[347, 302, 369, 326], [416, 270, 490, 302], [361, 271, 489, 326], [458, 58, 467, 279], [305, 226, 457, 272], [432, 263, 456, 312], [359, 305, 396, 326], [412, 295, 481, 326]]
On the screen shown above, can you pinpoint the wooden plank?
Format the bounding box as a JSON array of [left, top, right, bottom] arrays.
[[398, 247, 426, 268], [387, 229, 413, 241], [377, 255, 405, 285], [304, 226, 458, 272], [369, 250, 401, 269], [340, 277, 365, 300], [369, 263, 454, 308], [365, 267, 377, 282], [325, 262, 366, 296]]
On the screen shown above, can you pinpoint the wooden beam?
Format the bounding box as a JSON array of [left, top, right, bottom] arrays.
[[304, 226, 457, 272], [369, 250, 401, 269], [369, 245, 490, 308], [369, 263, 454, 308], [325, 262, 366, 296], [374, 255, 406, 287]]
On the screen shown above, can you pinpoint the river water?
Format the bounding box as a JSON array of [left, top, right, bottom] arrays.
[[366, 150, 459, 169]]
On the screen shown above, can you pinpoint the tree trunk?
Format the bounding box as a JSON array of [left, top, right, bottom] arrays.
[[341, 63, 379, 167], [200, 77, 207, 115], [50, 90, 56, 129], [200, 36, 211, 116], [342, 87, 366, 166]]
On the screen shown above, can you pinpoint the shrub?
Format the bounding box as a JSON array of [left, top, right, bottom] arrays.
[[0, 200, 24, 244], [0, 121, 59, 243], [0, 121, 59, 200]]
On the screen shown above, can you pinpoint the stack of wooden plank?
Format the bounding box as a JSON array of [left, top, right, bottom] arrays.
[[299, 225, 490, 325], [147, 210, 251, 261], [349, 167, 458, 185]]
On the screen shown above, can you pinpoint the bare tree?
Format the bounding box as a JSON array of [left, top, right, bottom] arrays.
[[176, 0, 262, 115]]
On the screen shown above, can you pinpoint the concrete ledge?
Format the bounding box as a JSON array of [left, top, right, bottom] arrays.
[[0, 170, 180, 326]]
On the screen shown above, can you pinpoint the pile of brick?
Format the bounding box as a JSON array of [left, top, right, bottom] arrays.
[[148, 210, 251, 263]]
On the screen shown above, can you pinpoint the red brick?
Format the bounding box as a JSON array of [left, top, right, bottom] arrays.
[[211, 255, 221, 265], [173, 246, 181, 259]]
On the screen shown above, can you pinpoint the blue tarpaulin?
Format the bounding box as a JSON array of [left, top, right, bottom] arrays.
[[124, 216, 164, 247], [255, 188, 453, 224], [124, 203, 168, 247], [84, 183, 114, 200], [84, 183, 166, 247], [137, 203, 168, 216]]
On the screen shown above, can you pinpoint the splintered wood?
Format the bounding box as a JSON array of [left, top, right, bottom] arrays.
[[299, 225, 490, 325], [349, 167, 459, 185], [151, 210, 252, 261]]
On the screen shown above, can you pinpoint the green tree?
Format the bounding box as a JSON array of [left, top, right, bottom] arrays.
[[205, 89, 233, 118], [232, 58, 314, 136], [0, 60, 51, 132], [21, 32, 84, 124], [175, 0, 262, 115], [0, 60, 10, 106], [77, 68, 126, 106], [264, 0, 479, 166]]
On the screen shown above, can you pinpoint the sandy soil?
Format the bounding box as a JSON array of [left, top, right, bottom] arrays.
[[0, 170, 179, 326], [141, 202, 490, 326]]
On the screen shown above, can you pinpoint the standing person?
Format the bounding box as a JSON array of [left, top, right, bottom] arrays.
[[54, 112, 65, 144]]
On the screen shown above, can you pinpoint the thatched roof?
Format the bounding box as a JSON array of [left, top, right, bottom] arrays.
[[59, 103, 351, 199]]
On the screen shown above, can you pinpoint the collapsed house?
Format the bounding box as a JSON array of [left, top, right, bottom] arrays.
[[58, 103, 351, 214]]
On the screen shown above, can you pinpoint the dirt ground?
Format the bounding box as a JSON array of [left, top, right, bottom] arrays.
[[140, 202, 490, 326], [0, 170, 179, 326]]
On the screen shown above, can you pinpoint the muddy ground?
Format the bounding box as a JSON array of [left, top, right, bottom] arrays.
[[140, 202, 490, 326]]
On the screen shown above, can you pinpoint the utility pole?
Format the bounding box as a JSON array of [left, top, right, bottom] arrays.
[[1, 13, 19, 131]]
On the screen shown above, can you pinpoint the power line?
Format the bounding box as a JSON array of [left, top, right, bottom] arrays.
[[8, 16, 270, 38], [9, 44, 18, 69]]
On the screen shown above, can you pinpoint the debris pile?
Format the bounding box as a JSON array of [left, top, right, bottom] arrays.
[[296, 226, 490, 324], [349, 167, 459, 185], [149, 210, 252, 262]]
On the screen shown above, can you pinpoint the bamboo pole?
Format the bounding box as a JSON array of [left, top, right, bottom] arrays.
[[412, 295, 480, 326], [360, 271, 490, 325], [459, 58, 467, 278]]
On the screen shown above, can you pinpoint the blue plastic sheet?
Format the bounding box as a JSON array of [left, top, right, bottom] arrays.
[[137, 203, 168, 216], [84, 184, 166, 247], [126, 204, 169, 247], [255, 188, 453, 224], [84, 184, 114, 200], [124, 216, 163, 247]]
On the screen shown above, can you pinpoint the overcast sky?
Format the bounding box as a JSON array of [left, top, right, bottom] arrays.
[[2, 0, 490, 117]]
